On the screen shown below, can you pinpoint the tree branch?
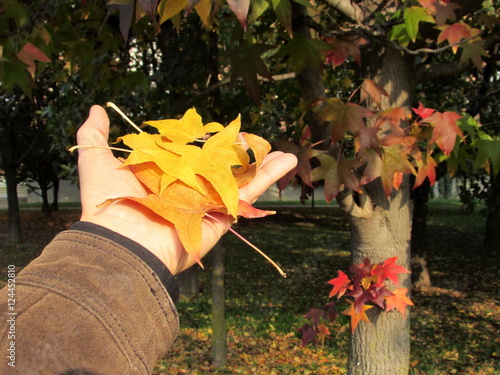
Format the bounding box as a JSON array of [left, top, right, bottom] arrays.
[[194, 72, 296, 96], [321, 0, 364, 23], [415, 29, 500, 83]]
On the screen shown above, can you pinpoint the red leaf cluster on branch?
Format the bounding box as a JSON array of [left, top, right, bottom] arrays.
[[299, 257, 413, 345]]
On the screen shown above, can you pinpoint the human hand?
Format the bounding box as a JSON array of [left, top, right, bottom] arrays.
[[77, 105, 297, 275]]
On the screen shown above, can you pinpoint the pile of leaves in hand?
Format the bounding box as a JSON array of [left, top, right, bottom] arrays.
[[81, 106, 277, 267], [300, 256, 413, 345]]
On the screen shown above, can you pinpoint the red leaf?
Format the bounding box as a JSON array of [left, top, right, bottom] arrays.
[[138, 0, 159, 20], [347, 284, 376, 313], [359, 149, 383, 186], [370, 284, 393, 309], [16, 43, 51, 78], [237, 200, 275, 218], [349, 258, 374, 284], [437, 21, 472, 53], [298, 323, 317, 346], [412, 103, 435, 119], [357, 126, 381, 153], [371, 256, 410, 286], [417, 0, 461, 26], [423, 111, 463, 155], [327, 270, 352, 299], [324, 37, 363, 68]]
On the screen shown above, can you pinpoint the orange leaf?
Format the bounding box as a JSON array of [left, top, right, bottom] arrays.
[[385, 288, 414, 317], [413, 151, 438, 189], [314, 98, 374, 143], [380, 145, 416, 197], [99, 177, 225, 266], [342, 300, 373, 332], [360, 79, 389, 106]]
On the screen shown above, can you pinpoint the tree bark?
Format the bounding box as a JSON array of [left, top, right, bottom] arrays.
[[293, 3, 414, 372], [341, 179, 412, 375], [343, 43, 414, 375], [211, 242, 227, 368]]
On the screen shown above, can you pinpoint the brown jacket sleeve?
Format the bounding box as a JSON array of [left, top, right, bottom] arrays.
[[0, 222, 180, 375]]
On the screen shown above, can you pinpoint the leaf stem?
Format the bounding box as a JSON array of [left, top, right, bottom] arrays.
[[106, 102, 143, 133], [68, 145, 132, 153], [205, 212, 287, 278]]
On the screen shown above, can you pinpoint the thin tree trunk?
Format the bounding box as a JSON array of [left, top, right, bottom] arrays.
[[410, 180, 431, 290], [4, 165, 21, 244], [51, 165, 60, 211], [211, 242, 227, 368], [177, 266, 200, 298], [484, 172, 500, 255]]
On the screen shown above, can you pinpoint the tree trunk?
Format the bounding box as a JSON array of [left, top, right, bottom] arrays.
[[51, 165, 60, 211], [177, 266, 200, 298], [410, 180, 431, 290], [211, 242, 227, 368], [4, 165, 21, 244], [291, 2, 328, 144], [342, 44, 414, 375], [341, 179, 412, 375], [483, 172, 500, 255]]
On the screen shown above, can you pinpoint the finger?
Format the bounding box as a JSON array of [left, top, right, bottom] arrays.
[[77, 105, 111, 155], [239, 152, 297, 203]]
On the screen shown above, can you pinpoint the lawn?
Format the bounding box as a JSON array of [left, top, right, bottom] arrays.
[[0, 201, 498, 374]]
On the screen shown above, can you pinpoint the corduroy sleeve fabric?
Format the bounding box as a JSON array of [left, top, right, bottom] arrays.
[[0, 222, 180, 375]]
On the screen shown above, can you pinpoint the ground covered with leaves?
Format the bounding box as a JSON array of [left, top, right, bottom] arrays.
[[0, 201, 498, 374]]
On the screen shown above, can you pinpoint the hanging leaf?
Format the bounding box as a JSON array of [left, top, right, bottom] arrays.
[[227, 0, 250, 31]]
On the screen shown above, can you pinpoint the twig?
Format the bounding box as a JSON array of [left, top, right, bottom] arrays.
[[106, 102, 143, 133], [205, 212, 287, 278]]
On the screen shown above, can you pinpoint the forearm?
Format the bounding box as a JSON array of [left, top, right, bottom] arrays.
[[0, 222, 179, 374]]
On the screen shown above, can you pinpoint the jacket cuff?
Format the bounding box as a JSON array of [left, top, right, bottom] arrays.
[[71, 221, 179, 304]]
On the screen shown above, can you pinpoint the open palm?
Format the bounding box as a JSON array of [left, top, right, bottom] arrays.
[[77, 105, 297, 275]]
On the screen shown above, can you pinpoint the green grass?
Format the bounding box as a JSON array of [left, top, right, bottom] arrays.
[[0, 202, 498, 374]]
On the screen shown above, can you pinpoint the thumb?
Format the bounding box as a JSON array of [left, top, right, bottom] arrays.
[[77, 105, 111, 151]]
